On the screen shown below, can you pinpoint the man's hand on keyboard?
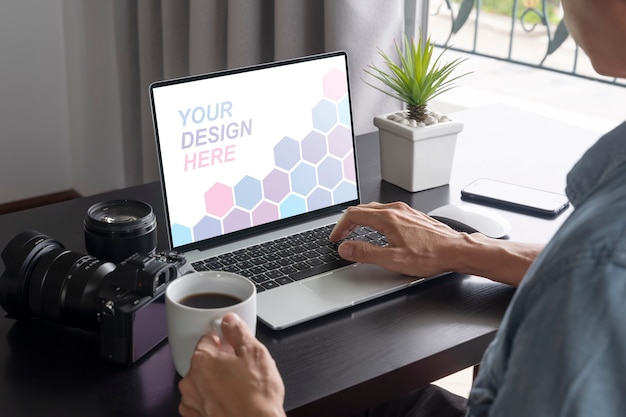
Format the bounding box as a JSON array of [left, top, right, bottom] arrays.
[[329, 201, 469, 278], [330, 201, 541, 286]]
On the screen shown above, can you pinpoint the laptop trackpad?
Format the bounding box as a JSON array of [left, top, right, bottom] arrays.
[[301, 263, 415, 303]]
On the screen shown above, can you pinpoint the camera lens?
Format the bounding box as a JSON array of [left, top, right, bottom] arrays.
[[84, 199, 157, 263], [0, 231, 62, 318], [0, 231, 115, 330]]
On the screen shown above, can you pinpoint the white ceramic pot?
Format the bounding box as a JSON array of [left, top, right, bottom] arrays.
[[373, 112, 464, 193]]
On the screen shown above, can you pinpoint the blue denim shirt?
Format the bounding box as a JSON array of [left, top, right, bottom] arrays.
[[467, 121, 626, 416]]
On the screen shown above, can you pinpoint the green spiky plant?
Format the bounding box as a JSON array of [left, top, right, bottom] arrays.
[[365, 33, 470, 123]]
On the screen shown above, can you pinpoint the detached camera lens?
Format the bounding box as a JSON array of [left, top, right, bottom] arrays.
[[84, 200, 157, 263]]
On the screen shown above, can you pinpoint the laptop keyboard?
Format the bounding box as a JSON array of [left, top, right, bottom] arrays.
[[191, 224, 387, 293]]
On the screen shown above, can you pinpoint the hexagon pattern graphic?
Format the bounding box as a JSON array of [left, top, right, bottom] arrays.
[[171, 68, 358, 246]]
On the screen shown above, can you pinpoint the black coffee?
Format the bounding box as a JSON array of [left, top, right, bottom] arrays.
[[180, 292, 242, 309]]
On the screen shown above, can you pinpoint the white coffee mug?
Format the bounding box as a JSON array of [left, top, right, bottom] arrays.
[[165, 271, 257, 376]]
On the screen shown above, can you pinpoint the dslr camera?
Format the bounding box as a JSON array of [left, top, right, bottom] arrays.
[[0, 200, 193, 365]]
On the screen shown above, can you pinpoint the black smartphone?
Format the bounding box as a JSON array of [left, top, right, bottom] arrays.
[[461, 178, 570, 218]]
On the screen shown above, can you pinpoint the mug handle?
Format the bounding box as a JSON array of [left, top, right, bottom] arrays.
[[209, 317, 224, 339]]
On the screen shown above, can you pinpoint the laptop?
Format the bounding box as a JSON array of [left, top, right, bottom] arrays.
[[149, 51, 424, 330]]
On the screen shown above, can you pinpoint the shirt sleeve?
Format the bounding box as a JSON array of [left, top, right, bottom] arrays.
[[468, 248, 626, 417]]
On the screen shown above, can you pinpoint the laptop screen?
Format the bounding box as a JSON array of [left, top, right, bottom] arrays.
[[150, 52, 359, 250]]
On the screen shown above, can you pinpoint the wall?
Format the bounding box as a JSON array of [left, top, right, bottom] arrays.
[[0, 0, 71, 204], [0, 0, 128, 206]]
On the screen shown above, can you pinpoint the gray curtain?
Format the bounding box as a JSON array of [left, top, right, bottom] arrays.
[[63, 0, 403, 196]]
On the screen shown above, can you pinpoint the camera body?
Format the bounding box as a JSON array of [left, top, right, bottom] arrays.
[[98, 251, 193, 365], [0, 230, 193, 366]]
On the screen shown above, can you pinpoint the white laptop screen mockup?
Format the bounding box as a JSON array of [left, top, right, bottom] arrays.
[[150, 52, 359, 252]]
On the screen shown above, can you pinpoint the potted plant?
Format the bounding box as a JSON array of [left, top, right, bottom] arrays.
[[365, 33, 470, 192]]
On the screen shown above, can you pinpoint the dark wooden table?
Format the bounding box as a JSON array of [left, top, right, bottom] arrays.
[[0, 104, 600, 417]]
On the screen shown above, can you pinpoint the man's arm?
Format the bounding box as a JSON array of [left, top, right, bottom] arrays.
[[330, 201, 543, 287]]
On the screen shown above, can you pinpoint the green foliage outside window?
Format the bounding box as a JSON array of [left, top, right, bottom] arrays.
[[449, 0, 562, 25]]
